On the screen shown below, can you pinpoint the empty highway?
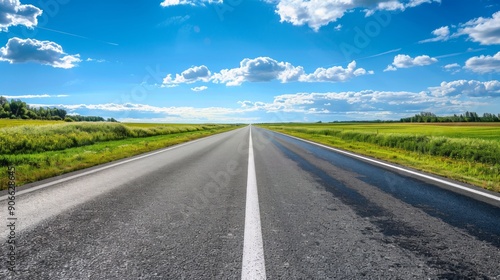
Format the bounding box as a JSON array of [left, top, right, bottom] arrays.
[[1, 126, 499, 279]]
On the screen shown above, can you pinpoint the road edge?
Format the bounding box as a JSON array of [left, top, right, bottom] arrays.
[[259, 127, 500, 208]]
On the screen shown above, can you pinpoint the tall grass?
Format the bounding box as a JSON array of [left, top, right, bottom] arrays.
[[271, 127, 500, 166], [0, 123, 241, 189], [0, 122, 227, 154], [261, 124, 500, 192]]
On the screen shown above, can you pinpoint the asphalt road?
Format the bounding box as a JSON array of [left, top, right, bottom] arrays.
[[1, 125, 499, 279]]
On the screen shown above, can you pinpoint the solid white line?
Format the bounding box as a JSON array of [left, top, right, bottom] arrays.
[[272, 130, 500, 203], [241, 126, 266, 280], [0, 129, 241, 201]]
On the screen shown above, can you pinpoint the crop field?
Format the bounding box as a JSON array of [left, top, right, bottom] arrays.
[[259, 123, 500, 192], [0, 121, 242, 190], [0, 119, 62, 128], [265, 122, 500, 141]]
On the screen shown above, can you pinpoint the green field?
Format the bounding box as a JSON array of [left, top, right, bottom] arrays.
[[0, 120, 242, 190], [0, 119, 62, 128], [259, 123, 500, 192], [265, 122, 500, 141]]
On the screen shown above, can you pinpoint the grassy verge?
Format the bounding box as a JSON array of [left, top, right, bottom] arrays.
[[0, 122, 234, 154], [1, 124, 241, 190], [259, 125, 500, 193]]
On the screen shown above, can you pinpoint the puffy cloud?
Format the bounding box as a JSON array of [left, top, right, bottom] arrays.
[[271, 0, 440, 31], [212, 57, 372, 86], [443, 63, 460, 74], [163, 65, 211, 85], [0, 37, 81, 69], [384, 54, 437, 71], [191, 86, 208, 92], [429, 80, 500, 97], [421, 12, 500, 45], [237, 79, 497, 118], [444, 63, 460, 69], [212, 57, 301, 86], [163, 57, 372, 87], [464, 51, 500, 74], [277, 62, 306, 83], [160, 0, 222, 7], [41, 102, 257, 123], [419, 26, 450, 43], [300, 61, 374, 82], [0, 0, 42, 31], [459, 11, 500, 45], [38, 79, 498, 122], [384, 65, 397, 72], [239, 57, 287, 82]]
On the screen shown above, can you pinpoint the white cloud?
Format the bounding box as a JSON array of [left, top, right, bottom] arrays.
[[419, 26, 450, 43], [459, 11, 500, 45], [443, 63, 461, 74], [163, 65, 211, 85], [384, 65, 397, 72], [300, 61, 374, 82], [200, 57, 372, 86], [86, 58, 106, 63], [37, 79, 497, 122], [384, 54, 437, 71], [420, 12, 500, 45], [160, 0, 222, 7], [444, 63, 460, 69], [191, 86, 208, 92], [429, 80, 500, 97], [0, 0, 42, 31], [237, 79, 497, 118], [0, 37, 81, 69], [464, 51, 500, 74], [44, 102, 255, 123], [271, 0, 440, 31], [277, 62, 306, 83]]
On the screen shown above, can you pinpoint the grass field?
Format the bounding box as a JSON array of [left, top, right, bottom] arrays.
[[0, 119, 62, 128], [267, 122, 500, 141], [259, 123, 500, 192], [0, 121, 242, 190]]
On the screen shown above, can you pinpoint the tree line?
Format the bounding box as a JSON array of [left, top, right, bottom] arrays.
[[401, 112, 500, 123], [0, 97, 117, 122]]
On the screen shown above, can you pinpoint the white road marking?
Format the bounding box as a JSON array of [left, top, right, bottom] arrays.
[[241, 126, 266, 280], [271, 130, 500, 203], [0, 129, 241, 201]]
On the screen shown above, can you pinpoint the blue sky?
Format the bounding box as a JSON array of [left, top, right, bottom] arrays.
[[0, 0, 499, 123]]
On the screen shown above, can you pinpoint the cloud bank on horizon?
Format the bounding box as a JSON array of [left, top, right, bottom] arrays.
[[0, 0, 499, 122]]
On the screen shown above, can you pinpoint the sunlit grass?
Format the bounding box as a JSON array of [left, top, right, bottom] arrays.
[[0, 119, 61, 128], [263, 122, 500, 141], [259, 123, 500, 192], [0, 122, 242, 190]]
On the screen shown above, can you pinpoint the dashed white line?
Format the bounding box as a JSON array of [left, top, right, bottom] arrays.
[[241, 126, 266, 280]]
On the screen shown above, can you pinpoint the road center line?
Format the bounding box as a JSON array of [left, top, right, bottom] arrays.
[[241, 126, 266, 280]]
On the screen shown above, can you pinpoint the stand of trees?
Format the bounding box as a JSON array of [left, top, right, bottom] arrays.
[[0, 97, 117, 122], [401, 112, 500, 123]]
